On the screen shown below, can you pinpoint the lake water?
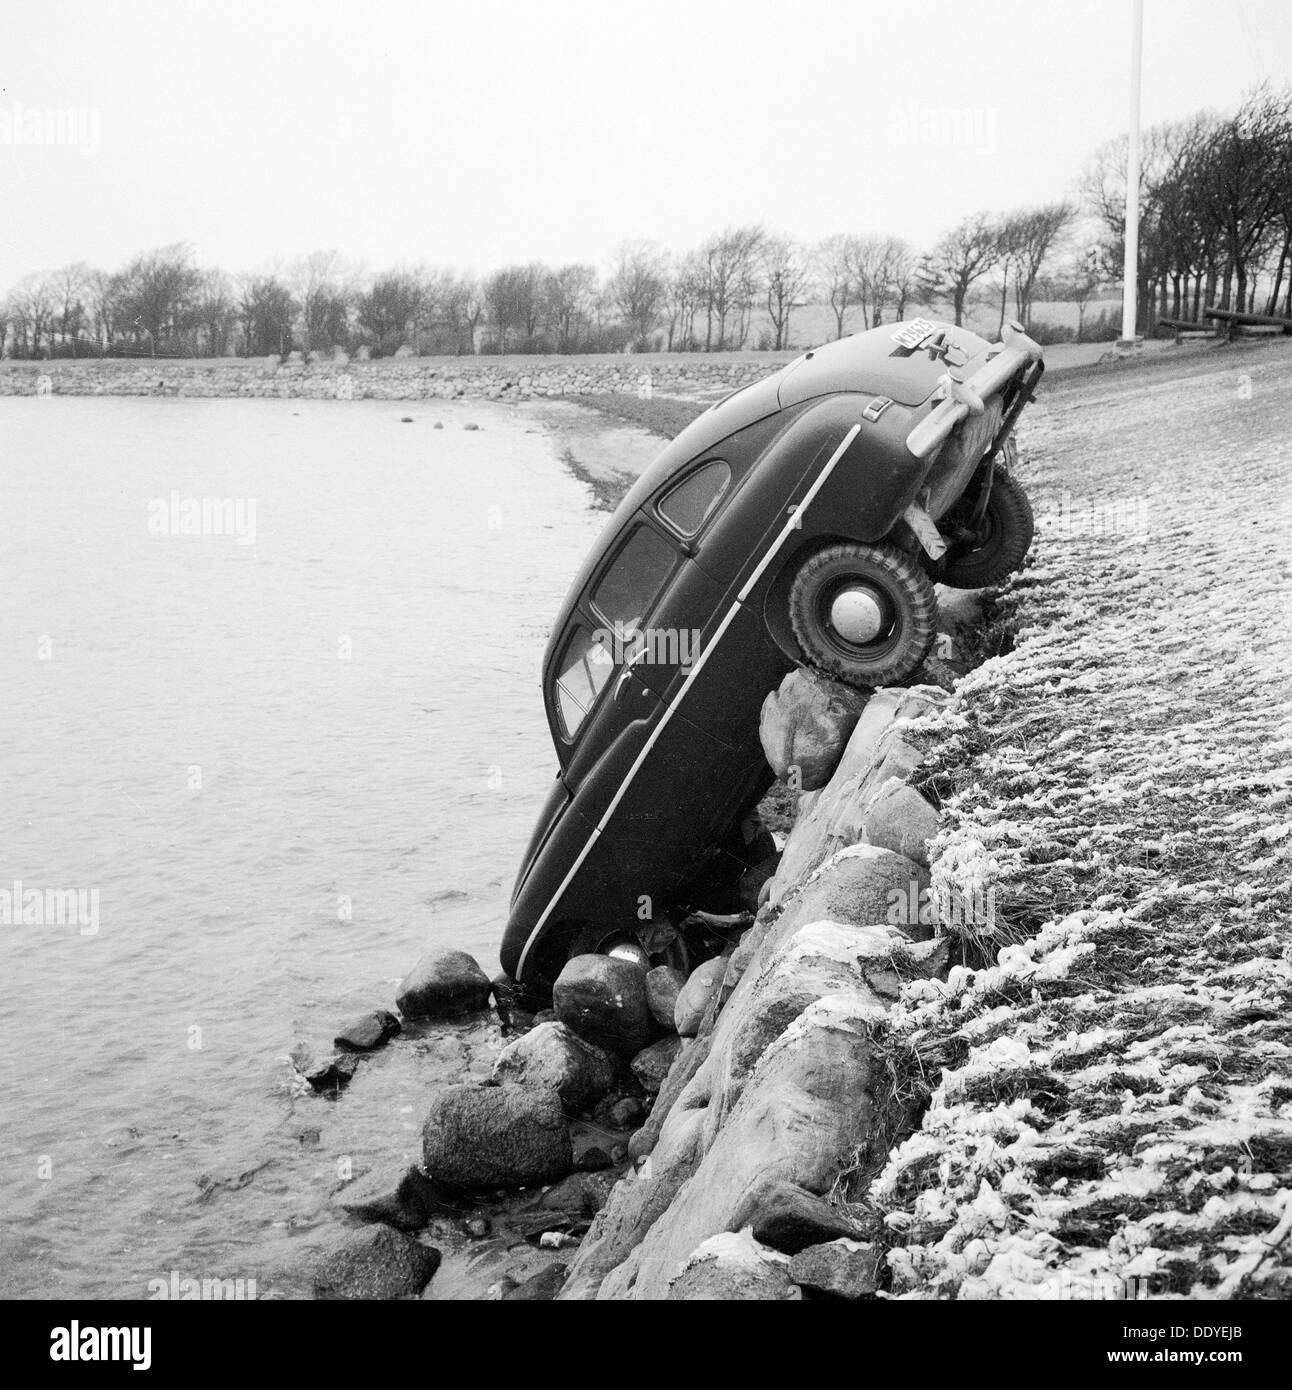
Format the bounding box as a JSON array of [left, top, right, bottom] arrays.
[[0, 395, 609, 1298]]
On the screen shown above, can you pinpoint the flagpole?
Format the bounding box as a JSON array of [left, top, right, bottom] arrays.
[[1121, 0, 1144, 342]]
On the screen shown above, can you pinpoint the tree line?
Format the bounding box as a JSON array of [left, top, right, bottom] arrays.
[[3, 86, 1287, 361]]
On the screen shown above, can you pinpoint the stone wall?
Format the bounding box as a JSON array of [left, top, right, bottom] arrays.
[[558, 679, 958, 1300], [0, 352, 794, 402]]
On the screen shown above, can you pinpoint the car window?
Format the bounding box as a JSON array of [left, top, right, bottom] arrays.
[[554, 626, 615, 739], [591, 524, 676, 631], [658, 460, 731, 536]]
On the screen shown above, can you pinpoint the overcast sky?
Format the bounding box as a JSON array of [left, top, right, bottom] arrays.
[[2, 0, 1290, 284]]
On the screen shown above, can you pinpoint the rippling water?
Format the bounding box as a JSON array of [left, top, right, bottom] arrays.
[[0, 396, 607, 1298]]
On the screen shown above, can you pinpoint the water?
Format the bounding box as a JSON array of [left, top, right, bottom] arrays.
[[0, 396, 607, 1298]]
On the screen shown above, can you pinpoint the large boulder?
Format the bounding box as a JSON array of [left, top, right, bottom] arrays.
[[768, 686, 951, 901], [313, 1225, 440, 1300], [781, 846, 931, 941], [396, 948, 492, 1019], [860, 780, 940, 868], [422, 1082, 572, 1191], [667, 1231, 800, 1301], [645, 966, 686, 1031], [759, 669, 871, 791], [789, 1238, 879, 1298], [553, 955, 654, 1056], [631, 1036, 685, 1094], [491, 1022, 619, 1113], [735, 1180, 865, 1254], [674, 957, 727, 1037]]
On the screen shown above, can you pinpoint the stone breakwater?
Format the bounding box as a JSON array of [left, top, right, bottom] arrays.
[[0, 354, 793, 402], [291, 651, 969, 1301]]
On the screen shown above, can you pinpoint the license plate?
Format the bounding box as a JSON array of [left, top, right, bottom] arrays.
[[891, 318, 938, 349]]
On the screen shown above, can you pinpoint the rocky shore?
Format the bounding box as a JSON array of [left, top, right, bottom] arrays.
[[288, 581, 990, 1301]]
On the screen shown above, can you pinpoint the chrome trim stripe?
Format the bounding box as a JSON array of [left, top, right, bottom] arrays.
[[516, 423, 862, 977]]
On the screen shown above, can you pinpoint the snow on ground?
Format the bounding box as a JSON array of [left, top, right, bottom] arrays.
[[863, 341, 1292, 1300]]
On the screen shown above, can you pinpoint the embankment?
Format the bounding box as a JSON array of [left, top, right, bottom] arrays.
[[0, 352, 794, 401]]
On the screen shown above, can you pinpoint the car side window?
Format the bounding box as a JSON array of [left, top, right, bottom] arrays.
[[591, 524, 676, 632], [657, 460, 731, 537], [554, 626, 615, 739]]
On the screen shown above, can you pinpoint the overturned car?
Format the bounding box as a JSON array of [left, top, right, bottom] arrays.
[[500, 318, 1044, 995]]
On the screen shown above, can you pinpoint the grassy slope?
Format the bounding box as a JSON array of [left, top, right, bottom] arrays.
[[858, 339, 1292, 1300]]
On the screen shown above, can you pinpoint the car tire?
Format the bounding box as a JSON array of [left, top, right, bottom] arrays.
[[939, 448, 1034, 590], [788, 540, 937, 688]]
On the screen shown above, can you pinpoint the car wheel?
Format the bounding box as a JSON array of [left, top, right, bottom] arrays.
[[789, 540, 937, 688], [940, 453, 1034, 590]]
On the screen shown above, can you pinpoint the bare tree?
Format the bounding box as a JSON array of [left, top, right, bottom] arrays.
[[662, 252, 707, 351], [761, 235, 810, 349], [919, 213, 1000, 326], [542, 263, 597, 352], [817, 234, 858, 339], [608, 241, 667, 347], [700, 225, 764, 350]]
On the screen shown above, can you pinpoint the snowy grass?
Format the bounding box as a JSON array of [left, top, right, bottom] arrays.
[[849, 340, 1292, 1300]]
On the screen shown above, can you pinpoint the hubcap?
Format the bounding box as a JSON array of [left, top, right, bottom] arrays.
[[829, 586, 886, 644], [606, 939, 649, 970]]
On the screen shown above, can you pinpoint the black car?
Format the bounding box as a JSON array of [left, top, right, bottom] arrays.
[[500, 318, 1044, 992]]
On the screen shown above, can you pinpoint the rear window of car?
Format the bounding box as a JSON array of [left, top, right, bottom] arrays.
[[554, 626, 615, 739], [591, 524, 676, 631], [658, 460, 731, 536]]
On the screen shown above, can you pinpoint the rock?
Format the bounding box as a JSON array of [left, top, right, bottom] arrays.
[[313, 1225, 440, 1300], [572, 983, 887, 1300], [735, 1181, 864, 1255], [400, 415, 413, 422], [604, 1096, 646, 1130], [780, 846, 931, 941], [396, 948, 492, 1020], [538, 1170, 616, 1216], [768, 686, 951, 901], [422, 1082, 572, 1191], [860, 781, 940, 868], [553, 955, 654, 1056], [491, 1022, 619, 1113], [759, 668, 871, 791], [502, 1262, 568, 1300], [789, 1239, 879, 1298], [464, 1216, 491, 1239], [645, 966, 686, 1030], [667, 1231, 800, 1301], [463, 422, 480, 431], [304, 1052, 362, 1092], [332, 1161, 443, 1231], [334, 1009, 401, 1051], [576, 1146, 613, 1172], [674, 957, 727, 1037], [433, 421, 444, 429], [630, 1036, 684, 1094], [533, 1009, 558, 1024]]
